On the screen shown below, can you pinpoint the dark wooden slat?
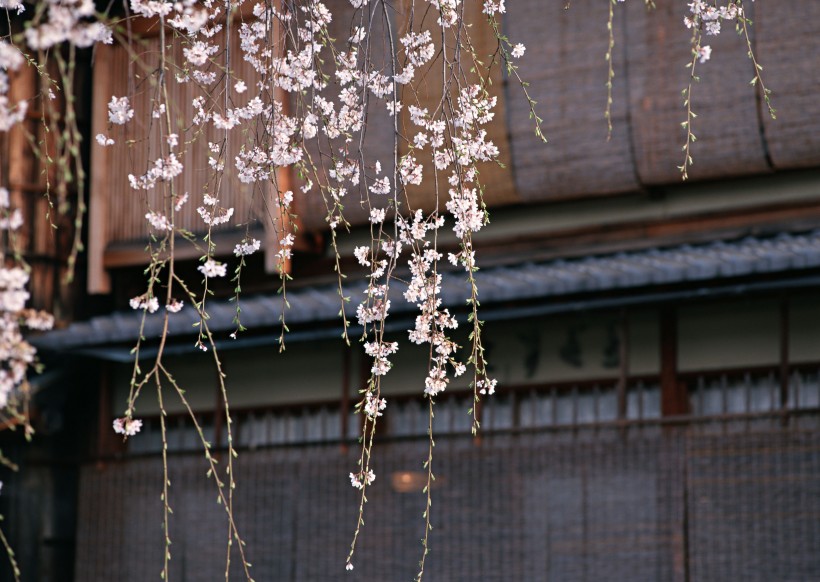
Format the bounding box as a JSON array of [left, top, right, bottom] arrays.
[[780, 298, 790, 411], [661, 307, 687, 416]]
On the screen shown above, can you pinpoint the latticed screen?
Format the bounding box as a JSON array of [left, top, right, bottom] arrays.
[[75, 417, 820, 581]]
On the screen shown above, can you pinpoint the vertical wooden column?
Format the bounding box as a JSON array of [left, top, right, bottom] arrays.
[[96, 362, 124, 459], [340, 347, 351, 448], [213, 364, 226, 450], [617, 309, 630, 420], [7, 63, 36, 235], [262, 14, 304, 275], [660, 307, 688, 416], [658, 307, 690, 582], [263, 149, 299, 273], [87, 44, 113, 294], [779, 298, 790, 413]]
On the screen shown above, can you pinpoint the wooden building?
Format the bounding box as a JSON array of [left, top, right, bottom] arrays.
[[2, 1, 820, 580]]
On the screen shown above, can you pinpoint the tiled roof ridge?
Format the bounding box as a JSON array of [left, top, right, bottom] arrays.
[[33, 229, 820, 351]]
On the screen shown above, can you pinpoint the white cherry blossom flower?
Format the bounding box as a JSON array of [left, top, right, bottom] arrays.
[[198, 259, 227, 278], [113, 417, 143, 436], [234, 238, 261, 256], [108, 96, 134, 125]]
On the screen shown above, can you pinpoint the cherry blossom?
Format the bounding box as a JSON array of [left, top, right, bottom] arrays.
[[108, 96, 134, 125], [0, 0, 778, 576], [113, 417, 143, 436], [198, 259, 227, 278]]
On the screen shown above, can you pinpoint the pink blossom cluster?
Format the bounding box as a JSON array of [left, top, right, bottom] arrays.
[[196, 194, 234, 226], [0, 40, 27, 131], [363, 391, 387, 418], [128, 154, 184, 190], [198, 259, 227, 278], [24, 0, 112, 50], [349, 469, 375, 490], [0, 190, 53, 409], [129, 295, 160, 313], [684, 1, 745, 63], [234, 238, 261, 257], [113, 416, 143, 436]]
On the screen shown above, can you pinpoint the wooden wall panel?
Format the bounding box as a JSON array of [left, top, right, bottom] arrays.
[[1, 61, 74, 313]]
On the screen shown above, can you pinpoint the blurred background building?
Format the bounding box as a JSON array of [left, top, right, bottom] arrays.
[[2, 1, 820, 580]]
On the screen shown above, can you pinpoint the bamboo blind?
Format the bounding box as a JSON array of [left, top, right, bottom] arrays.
[[86, 1, 820, 274], [73, 417, 820, 581], [88, 17, 286, 292], [293, 0, 517, 231], [98, 34, 270, 241]]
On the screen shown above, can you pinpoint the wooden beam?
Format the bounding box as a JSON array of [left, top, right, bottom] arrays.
[[340, 347, 351, 449], [87, 44, 113, 294], [780, 298, 790, 412], [660, 307, 688, 416], [617, 309, 630, 420], [471, 199, 820, 268], [96, 362, 124, 459]]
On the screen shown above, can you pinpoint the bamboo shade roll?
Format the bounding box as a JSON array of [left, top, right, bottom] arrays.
[[624, 0, 769, 185], [294, 0, 517, 231], [506, 0, 640, 202], [92, 0, 820, 236], [755, 2, 820, 170], [394, 0, 517, 213], [292, 0, 399, 230]]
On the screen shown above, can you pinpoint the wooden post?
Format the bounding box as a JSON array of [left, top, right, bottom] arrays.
[[779, 298, 790, 414], [660, 307, 688, 416], [213, 365, 225, 450], [87, 44, 113, 294], [340, 347, 351, 448], [262, 16, 306, 275], [96, 362, 124, 460], [617, 309, 630, 420], [658, 308, 689, 582]]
